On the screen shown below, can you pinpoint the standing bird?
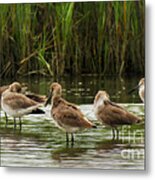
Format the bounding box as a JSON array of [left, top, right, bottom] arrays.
[[128, 78, 145, 103], [45, 82, 96, 144], [0, 82, 46, 125], [94, 90, 141, 139], [1, 82, 44, 129]]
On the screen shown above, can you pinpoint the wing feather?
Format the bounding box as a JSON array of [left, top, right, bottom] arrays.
[[53, 99, 93, 128], [3, 93, 38, 109], [98, 103, 140, 126]]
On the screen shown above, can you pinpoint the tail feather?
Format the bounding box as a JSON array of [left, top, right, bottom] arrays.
[[31, 108, 45, 114], [92, 124, 97, 128], [26, 93, 46, 103], [83, 117, 97, 129], [136, 117, 142, 124]]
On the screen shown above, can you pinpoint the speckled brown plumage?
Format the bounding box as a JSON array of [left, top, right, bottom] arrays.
[[94, 90, 141, 139], [46, 82, 96, 143]]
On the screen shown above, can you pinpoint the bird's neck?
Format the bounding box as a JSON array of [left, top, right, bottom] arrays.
[[51, 97, 55, 109], [51, 95, 61, 109], [139, 84, 144, 92], [94, 97, 105, 113], [139, 85, 144, 102]]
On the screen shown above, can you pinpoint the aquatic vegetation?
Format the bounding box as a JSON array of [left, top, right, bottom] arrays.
[[0, 1, 144, 78]]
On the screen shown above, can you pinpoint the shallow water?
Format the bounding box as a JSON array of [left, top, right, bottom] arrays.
[[0, 75, 145, 169]]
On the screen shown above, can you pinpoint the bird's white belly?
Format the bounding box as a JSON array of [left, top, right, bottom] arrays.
[[1, 103, 23, 117], [1, 102, 38, 118], [61, 124, 80, 133], [52, 117, 80, 133]]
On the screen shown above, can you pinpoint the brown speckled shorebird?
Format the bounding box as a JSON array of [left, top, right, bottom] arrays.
[[129, 78, 145, 103], [94, 90, 141, 139], [45, 82, 96, 144], [1, 82, 44, 129], [0, 82, 46, 125]]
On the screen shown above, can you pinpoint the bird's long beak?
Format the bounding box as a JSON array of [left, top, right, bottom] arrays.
[[44, 91, 52, 107], [128, 84, 139, 94]]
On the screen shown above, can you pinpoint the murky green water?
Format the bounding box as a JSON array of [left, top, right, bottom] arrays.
[[0, 75, 145, 169]]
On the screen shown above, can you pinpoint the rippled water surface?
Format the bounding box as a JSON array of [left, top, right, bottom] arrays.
[[0, 76, 145, 169]]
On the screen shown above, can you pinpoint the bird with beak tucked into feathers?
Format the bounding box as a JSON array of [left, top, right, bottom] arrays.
[[1, 82, 44, 129], [94, 90, 141, 139]]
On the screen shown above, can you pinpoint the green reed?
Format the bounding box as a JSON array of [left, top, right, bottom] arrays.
[[0, 1, 144, 78]]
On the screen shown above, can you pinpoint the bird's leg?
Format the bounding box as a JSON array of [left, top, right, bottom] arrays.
[[112, 128, 115, 140], [5, 112, 8, 127], [71, 133, 74, 145], [66, 132, 69, 143], [14, 118, 16, 129], [19, 117, 22, 131], [115, 127, 119, 140]]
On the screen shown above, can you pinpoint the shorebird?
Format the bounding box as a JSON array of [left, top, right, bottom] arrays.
[[129, 78, 145, 103], [1, 82, 44, 129], [94, 90, 141, 139], [0, 82, 46, 125], [45, 82, 96, 144]]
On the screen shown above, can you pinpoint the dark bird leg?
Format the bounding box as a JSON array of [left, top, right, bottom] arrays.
[[71, 133, 74, 146], [5, 112, 8, 127], [19, 117, 22, 131], [115, 127, 119, 140], [112, 128, 115, 140], [14, 118, 16, 129], [66, 132, 69, 143]]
